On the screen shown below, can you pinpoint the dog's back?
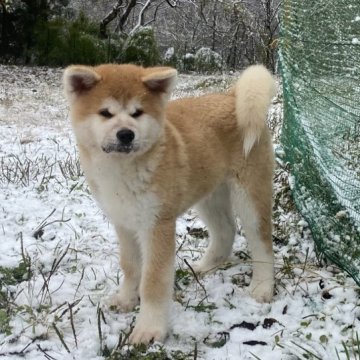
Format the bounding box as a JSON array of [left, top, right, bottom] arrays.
[[167, 65, 275, 159], [156, 65, 276, 217]]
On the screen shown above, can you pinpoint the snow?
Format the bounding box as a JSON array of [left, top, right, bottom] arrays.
[[0, 65, 359, 360], [184, 53, 195, 60], [164, 47, 175, 61]]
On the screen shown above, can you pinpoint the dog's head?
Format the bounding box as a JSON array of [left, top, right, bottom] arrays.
[[63, 64, 177, 156]]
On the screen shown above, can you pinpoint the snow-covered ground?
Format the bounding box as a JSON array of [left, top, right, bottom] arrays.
[[0, 65, 359, 360]]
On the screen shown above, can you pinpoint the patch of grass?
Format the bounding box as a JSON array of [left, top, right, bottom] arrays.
[[0, 308, 12, 335], [0, 259, 32, 335], [274, 336, 322, 360], [0, 261, 31, 285], [272, 166, 299, 246], [0, 232, 32, 336], [278, 255, 297, 279], [203, 332, 229, 348], [105, 343, 196, 360], [194, 77, 232, 91], [231, 275, 246, 287], [187, 227, 208, 239], [290, 341, 322, 360], [187, 302, 217, 313], [249, 352, 263, 360], [0, 150, 84, 193], [175, 268, 192, 288], [234, 250, 251, 261], [336, 332, 360, 360]]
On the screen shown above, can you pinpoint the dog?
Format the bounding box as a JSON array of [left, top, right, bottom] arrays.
[[63, 63, 276, 345]]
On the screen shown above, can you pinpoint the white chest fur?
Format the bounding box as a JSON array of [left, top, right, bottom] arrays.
[[83, 153, 160, 233]]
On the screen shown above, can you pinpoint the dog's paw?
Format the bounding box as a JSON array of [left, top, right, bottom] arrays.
[[107, 290, 139, 313], [129, 319, 167, 345], [248, 280, 274, 303], [189, 258, 221, 274]]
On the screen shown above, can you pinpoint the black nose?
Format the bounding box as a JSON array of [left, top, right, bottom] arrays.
[[116, 129, 135, 145]]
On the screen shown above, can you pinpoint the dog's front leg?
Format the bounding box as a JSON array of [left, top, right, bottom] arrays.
[[129, 219, 176, 345], [109, 226, 141, 312]]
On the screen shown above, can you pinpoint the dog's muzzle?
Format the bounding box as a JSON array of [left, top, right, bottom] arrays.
[[102, 129, 137, 154]]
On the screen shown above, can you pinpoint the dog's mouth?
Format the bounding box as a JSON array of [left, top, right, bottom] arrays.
[[101, 143, 137, 154]]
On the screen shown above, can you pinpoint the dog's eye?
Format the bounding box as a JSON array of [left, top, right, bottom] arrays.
[[99, 109, 113, 118], [131, 109, 144, 118]]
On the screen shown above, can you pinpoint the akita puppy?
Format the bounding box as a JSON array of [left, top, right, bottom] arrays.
[[63, 63, 276, 345]]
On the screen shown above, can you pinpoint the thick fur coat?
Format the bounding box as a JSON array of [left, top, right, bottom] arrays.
[[63, 63, 276, 344]]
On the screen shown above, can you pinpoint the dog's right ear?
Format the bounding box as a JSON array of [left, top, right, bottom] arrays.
[[142, 67, 177, 100], [63, 66, 101, 101]]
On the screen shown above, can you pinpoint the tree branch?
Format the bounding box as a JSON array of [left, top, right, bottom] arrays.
[[129, 0, 152, 35], [100, 0, 125, 38], [165, 0, 178, 7], [118, 0, 137, 32]]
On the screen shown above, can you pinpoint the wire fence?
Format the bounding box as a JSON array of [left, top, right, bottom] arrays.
[[279, 0, 360, 284]]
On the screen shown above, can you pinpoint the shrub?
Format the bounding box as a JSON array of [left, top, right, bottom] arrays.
[[181, 53, 195, 72], [122, 27, 160, 66], [33, 13, 118, 66], [194, 47, 223, 73], [62, 16, 107, 65], [163, 47, 177, 67]]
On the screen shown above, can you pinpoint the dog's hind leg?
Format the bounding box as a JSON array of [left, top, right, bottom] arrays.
[[191, 183, 236, 273], [229, 175, 274, 303]]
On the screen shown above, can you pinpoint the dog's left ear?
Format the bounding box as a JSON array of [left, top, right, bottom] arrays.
[[142, 67, 177, 98], [63, 65, 101, 102]]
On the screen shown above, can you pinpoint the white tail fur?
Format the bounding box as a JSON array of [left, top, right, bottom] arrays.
[[235, 65, 276, 156]]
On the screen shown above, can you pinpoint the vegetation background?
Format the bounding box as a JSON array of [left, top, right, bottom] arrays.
[[0, 0, 279, 72]]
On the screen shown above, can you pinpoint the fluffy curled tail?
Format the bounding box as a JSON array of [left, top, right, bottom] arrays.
[[235, 65, 276, 156]]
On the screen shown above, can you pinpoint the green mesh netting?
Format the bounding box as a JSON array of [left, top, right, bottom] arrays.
[[279, 0, 360, 285]]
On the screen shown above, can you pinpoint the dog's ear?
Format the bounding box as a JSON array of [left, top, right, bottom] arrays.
[[63, 66, 101, 101], [142, 67, 177, 97]]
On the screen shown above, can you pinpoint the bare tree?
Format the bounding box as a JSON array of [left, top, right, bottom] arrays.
[[70, 0, 280, 71], [260, 0, 280, 71], [99, 0, 182, 38], [100, 0, 137, 38]]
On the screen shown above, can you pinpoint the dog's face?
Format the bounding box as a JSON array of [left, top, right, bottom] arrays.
[[63, 64, 177, 157]]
